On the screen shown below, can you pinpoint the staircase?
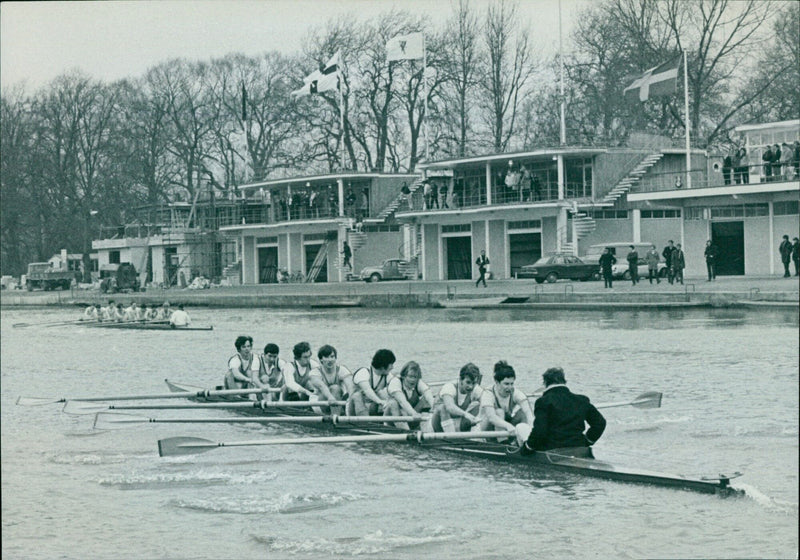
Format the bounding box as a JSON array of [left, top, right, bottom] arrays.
[[305, 240, 331, 283], [374, 178, 425, 220], [602, 153, 664, 203], [397, 225, 423, 279], [333, 220, 369, 279]]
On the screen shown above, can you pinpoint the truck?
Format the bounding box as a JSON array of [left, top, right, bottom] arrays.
[[99, 262, 140, 293], [25, 262, 75, 291]]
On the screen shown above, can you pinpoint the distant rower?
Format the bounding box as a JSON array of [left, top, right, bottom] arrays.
[[523, 367, 606, 458]]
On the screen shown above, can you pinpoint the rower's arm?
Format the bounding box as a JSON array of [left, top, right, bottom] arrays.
[[388, 387, 418, 417], [341, 375, 355, 398], [308, 374, 336, 401], [228, 359, 251, 384], [482, 405, 513, 431], [356, 380, 386, 407], [521, 398, 534, 425], [283, 368, 314, 397]]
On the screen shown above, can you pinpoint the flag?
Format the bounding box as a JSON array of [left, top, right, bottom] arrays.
[[623, 56, 681, 102], [241, 84, 247, 121], [386, 32, 424, 62], [292, 51, 341, 97]]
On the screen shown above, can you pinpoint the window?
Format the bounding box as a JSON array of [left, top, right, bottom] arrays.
[[641, 209, 681, 219], [586, 210, 628, 220], [362, 225, 400, 233], [744, 204, 769, 217], [442, 224, 471, 233], [508, 220, 542, 230], [774, 201, 799, 216], [109, 251, 120, 264], [256, 236, 278, 244], [303, 233, 328, 241], [685, 207, 707, 220]]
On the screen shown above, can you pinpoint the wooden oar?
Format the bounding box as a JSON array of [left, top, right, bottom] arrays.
[[63, 399, 348, 415], [13, 319, 87, 329], [94, 413, 424, 430], [595, 392, 662, 410], [17, 386, 280, 407], [158, 429, 516, 457]]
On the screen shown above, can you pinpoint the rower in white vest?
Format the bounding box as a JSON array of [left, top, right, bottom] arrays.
[[253, 343, 286, 402], [384, 360, 436, 430], [307, 344, 353, 414], [224, 335, 256, 390], [430, 362, 484, 432], [477, 360, 533, 443], [280, 342, 319, 401], [81, 304, 99, 321], [347, 349, 396, 416]]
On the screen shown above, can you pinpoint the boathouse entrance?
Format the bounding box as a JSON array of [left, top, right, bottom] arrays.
[[711, 221, 744, 275], [257, 246, 278, 283], [445, 236, 472, 280]]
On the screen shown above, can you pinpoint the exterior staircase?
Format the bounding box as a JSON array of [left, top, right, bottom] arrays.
[[374, 178, 425, 220], [602, 153, 664, 203], [397, 224, 422, 279], [333, 219, 368, 279], [560, 202, 597, 255]]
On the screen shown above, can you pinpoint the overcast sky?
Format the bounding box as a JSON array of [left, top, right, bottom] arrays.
[[0, 0, 585, 91]]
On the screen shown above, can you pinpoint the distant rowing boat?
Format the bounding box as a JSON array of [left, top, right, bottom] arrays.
[[162, 379, 743, 496], [83, 322, 213, 331]]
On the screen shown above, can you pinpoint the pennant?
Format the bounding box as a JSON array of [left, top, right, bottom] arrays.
[[623, 55, 681, 102], [292, 51, 341, 97], [386, 32, 424, 62]]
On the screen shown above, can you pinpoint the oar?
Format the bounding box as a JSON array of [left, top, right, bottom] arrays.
[[64, 399, 348, 415], [158, 429, 515, 457], [595, 391, 662, 410], [13, 319, 87, 328], [94, 413, 424, 430], [17, 386, 280, 407]]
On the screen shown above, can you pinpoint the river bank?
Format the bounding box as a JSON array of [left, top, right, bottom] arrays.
[[2, 275, 797, 310]]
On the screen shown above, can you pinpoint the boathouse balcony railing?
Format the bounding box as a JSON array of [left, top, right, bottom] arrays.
[[635, 164, 798, 193]]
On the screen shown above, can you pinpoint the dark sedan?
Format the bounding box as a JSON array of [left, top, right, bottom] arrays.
[[517, 254, 601, 283]]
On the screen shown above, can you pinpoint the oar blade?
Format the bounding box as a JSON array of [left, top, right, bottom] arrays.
[[16, 396, 63, 406], [93, 412, 150, 430], [158, 437, 216, 457], [63, 401, 109, 415], [630, 391, 662, 409]]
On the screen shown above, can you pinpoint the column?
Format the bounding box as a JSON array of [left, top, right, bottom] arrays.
[[632, 208, 641, 242], [485, 162, 493, 205]]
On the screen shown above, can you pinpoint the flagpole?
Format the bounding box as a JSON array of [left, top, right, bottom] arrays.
[[683, 49, 691, 189], [241, 83, 251, 184], [559, 0, 566, 146], [423, 34, 430, 161], [339, 64, 345, 172]]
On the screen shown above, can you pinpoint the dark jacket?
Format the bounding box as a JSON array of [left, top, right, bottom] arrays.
[[662, 245, 675, 267], [704, 244, 718, 262], [779, 240, 792, 261], [672, 249, 685, 270], [525, 385, 606, 451], [598, 252, 616, 273]]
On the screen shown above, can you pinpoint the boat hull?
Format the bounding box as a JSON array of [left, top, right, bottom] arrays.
[[163, 379, 742, 496], [85, 323, 213, 331]]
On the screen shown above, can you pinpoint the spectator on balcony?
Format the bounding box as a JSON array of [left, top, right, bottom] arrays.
[[345, 189, 356, 218], [358, 189, 369, 221], [438, 182, 449, 209], [793, 140, 800, 178], [422, 180, 434, 210], [780, 142, 792, 179], [531, 174, 542, 201], [736, 147, 749, 184], [722, 149, 733, 185], [521, 166, 532, 201], [327, 187, 338, 216], [309, 190, 319, 218], [400, 182, 412, 210], [762, 145, 774, 181]]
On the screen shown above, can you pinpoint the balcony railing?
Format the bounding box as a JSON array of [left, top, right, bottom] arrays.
[[636, 164, 799, 193]]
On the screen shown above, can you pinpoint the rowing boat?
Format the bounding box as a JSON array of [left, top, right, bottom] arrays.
[[83, 322, 213, 331], [162, 379, 743, 496]]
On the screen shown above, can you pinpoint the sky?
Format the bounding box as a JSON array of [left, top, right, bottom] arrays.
[[0, 0, 585, 91]]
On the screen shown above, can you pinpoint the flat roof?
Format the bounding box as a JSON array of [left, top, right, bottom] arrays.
[[239, 172, 418, 191], [734, 120, 800, 133], [418, 147, 608, 169]]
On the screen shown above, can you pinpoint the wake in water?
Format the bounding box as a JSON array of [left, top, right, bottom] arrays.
[[736, 483, 799, 514], [171, 491, 365, 514], [96, 467, 278, 489]]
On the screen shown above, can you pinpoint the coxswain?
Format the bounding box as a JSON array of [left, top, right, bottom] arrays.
[[384, 360, 436, 430], [281, 341, 320, 401], [307, 345, 353, 414], [224, 335, 256, 390], [522, 367, 606, 458], [253, 343, 286, 401], [82, 304, 99, 321], [168, 304, 191, 327], [348, 349, 396, 416], [430, 362, 484, 432], [477, 360, 533, 442]]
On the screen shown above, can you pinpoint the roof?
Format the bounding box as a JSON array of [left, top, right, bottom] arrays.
[[238, 172, 418, 191], [418, 146, 608, 169], [734, 120, 800, 133]]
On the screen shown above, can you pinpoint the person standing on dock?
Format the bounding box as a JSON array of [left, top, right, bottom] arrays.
[[645, 245, 661, 284], [281, 342, 320, 401], [430, 363, 483, 433], [779, 235, 792, 277], [308, 344, 353, 414], [704, 240, 719, 282], [341, 241, 352, 271], [224, 336, 256, 390], [671, 243, 686, 285], [253, 343, 285, 402], [792, 237, 799, 277], [384, 361, 437, 430], [599, 247, 616, 288], [522, 367, 606, 458], [348, 349, 396, 416], [477, 361, 533, 441], [626, 245, 639, 285], [475, 250, 490, 288], [662, 240, 676, 284]]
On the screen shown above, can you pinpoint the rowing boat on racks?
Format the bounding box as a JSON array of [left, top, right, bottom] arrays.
[[155, 379, 742, 496]]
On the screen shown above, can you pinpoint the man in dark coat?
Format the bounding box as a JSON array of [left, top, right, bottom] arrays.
[[762, 145, 773, 181], [598, 247, 616, 288], [626, 245, 639, 285], [792, 237, 800, 277], [779, 235, 792, 277], [704, 240, 719, 281], [522, 367, 606, 458], [662, 240, 676, 284]]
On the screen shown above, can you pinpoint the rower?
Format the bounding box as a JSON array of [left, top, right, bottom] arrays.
[[101, 300, 116, 321], [307, 344, 353, 413], [253, 343, 285, 401], [81, 304, 98, 321], [477, 360, 533, 441], [123, 302, 140, 322], [430, 362, 483, 433], [348, 349, 396, 416], [142, 304, 158, 321], [113, 303, 125, 322], [522, 367, 606, 458], [168, 304, 191, 327], [224, 335, 256, 390], [157, 301, 172, 321], [384, 360, 436, 430], [280, 342, 319, 401]]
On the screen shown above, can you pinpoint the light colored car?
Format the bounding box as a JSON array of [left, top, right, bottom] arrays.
[[584, 243, 668, 279], [359, 258, 412, 282]]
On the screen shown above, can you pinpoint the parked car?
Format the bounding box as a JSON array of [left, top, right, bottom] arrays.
[[584, 243, 668, 280], [517, 253, 601, 283], [359, 258, 412, 282]]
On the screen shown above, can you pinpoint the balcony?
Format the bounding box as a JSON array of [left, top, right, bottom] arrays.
[[635, 164, 798, 193]]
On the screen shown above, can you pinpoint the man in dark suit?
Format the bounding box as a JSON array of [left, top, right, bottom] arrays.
[[522, 367, 606, 458]]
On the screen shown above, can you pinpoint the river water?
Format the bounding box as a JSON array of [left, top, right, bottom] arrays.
[[1, 306, 797, 559]]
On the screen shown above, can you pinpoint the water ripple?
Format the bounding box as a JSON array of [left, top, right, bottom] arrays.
[[171, 491, 364, 514]]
